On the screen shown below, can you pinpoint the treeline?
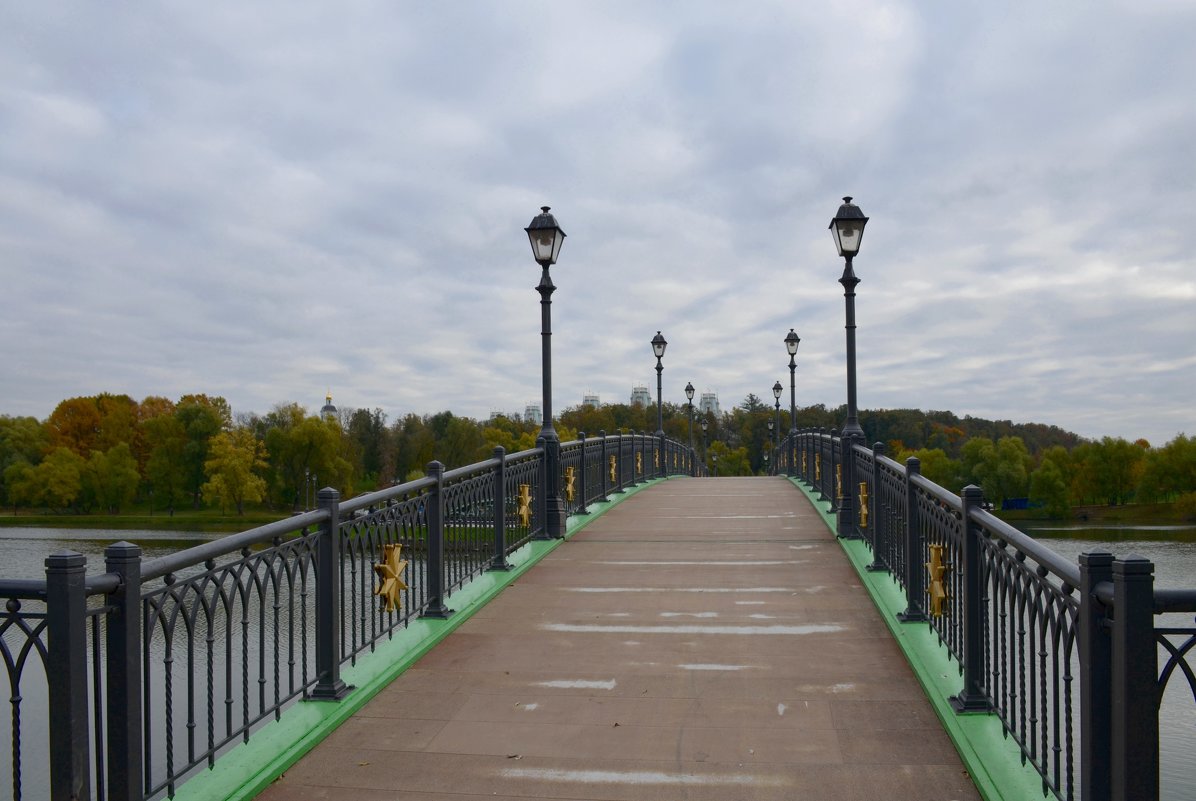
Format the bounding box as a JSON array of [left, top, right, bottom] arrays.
[[1, 393, 1191, 520]]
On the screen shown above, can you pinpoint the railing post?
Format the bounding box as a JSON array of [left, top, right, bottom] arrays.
[[598, 430, 609, 502], [829, 429, 842, 519], [311, 488, 350, 700], [104, 542, 144, 801], [613, 433, 624, 494], [897, 457, 928, 623], [865, 442, 885, 570], [490, 447, 512, 570], [816, 428, 828, 502], [534, 437, 552, 540], [1111, 555, 1158, 800], [950, 485, 990, 713], [45, 551, 91, 801], [659, 432, 666, 478], [1078, 551, 1114, 801], [576, 433, 590, 515], [422, 461, 453, 617]]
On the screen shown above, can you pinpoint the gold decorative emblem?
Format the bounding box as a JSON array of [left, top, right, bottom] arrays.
[[802, 452, 808, 473], [373, 543, 409, 613], [673, 453, 678, 468], [564, 466, 576, 502], [926, 543, 950, 617], [636, 452, 643, 474], [835, 464, 843, 499], [654, 450, 660, 468], [814, 455, 821, 481], [609, 455, 617, 483], [858, 482, 869, 527], [517, 483, 533, 526]]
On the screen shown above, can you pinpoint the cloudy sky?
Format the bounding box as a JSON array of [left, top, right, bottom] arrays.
[[2, 2, 1193, 445]]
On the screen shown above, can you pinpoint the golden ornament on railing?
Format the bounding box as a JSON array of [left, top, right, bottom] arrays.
[[636, 452, 643, 474], [564, 466, 576, 502], [836, 464, 843, 499], [802, 452, 808, 473], [925, 543, 951, 617], [373, 543, 409, 613], [654, 450, 660, 468], [814, 455, 821, 481], [858, 482, 869, 527], [609, 455, 617, 483], [517, 483, 533, 527]]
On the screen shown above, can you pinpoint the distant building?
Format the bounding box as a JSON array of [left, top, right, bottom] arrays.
[[630, 385, 652, 407], [583, 393, 600, 408], [524, 403, 542, 425], [320, 391, 338, 421], [699, 392, 720, 416]]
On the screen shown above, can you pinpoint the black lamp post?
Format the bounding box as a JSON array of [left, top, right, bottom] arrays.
[[701, 418, 709, 476], [785, 329, 800, 477], [685, 381, 695, 465], [526, 206, 568, 538], [830, 196, 869, 538], [766, 417, 775, 474], [651, 331, 667, 477], [772, 380, 783, 461]]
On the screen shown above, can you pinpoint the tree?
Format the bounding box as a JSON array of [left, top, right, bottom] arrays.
[[1030, 447, 1071, 518], [899, 448, 960, 491], [202, 430, 268, 515], [82, 443, 141, 514], [0, 415, 48, 507], [176, 395, 230, 508], [143, 414, 189, 515], [1089, 437, 1144, 506], [46, 397, 103, 456], [960, 436, 1030, 506], [28, 447, 87, 511], [264, 408, 353, 509]]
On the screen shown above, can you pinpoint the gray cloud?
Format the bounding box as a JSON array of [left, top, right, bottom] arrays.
[[2, 2, 1193, 445]]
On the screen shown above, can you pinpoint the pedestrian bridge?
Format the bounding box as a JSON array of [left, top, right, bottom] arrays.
[[2, 431, 1192, 801]]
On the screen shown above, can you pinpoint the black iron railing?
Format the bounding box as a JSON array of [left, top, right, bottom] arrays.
[[783, 428, 1196, 801], [0, 434, 698, 801]]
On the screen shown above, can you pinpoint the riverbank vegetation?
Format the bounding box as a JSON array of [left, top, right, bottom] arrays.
[[2, 394, 1192, 525]]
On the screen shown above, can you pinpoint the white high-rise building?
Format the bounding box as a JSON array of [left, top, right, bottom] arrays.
[[630, 385, 652, 407], [524, 404, 542, 425], [583, 393, 600, 408], [699, 392, 720, 416]]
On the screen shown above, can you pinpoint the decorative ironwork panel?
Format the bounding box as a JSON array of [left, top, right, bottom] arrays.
[[341, 492, 430, 665], [141, 529, 320, 798], [504, 450, 543, 550]]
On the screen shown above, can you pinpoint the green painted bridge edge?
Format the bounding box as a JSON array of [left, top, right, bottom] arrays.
[[174, 477, 671, 801], [785, 476, 1047, 801]]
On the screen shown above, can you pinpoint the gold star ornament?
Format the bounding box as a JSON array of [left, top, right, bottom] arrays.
[[373, 543, 409, 612]]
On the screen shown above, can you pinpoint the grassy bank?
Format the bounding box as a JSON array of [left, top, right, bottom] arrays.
[[0, 505, 286, 533], [994, 501, 1188, 526]]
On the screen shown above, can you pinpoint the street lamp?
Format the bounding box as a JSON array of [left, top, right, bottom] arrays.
[[830, 196, 869, 538], [701, 417, 709, 476], [785, 329, 800, 477], [766, 417, 775, 474], [526, 206, 568, 537], [651, 331, 667, 477], [772, 380, 783, 459], [685, 381, 695, 461]]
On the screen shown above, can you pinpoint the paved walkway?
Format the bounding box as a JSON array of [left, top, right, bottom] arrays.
[[258, 477, 979, 800]]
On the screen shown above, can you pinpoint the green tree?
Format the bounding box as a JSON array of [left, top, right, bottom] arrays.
[[82, 443, 141, 514], [143, 413, 189, 515], [899, 448, 960, 491], [1030, 461, 1069, 518], [265, 409, 353, 509], [176, 395, 231, 508], [1089, 437, 1144, 506], [29, 447, 87, 511], [0, 415, 48, 507], [202, 430, 268, 514]]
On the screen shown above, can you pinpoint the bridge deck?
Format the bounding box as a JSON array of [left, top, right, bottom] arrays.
[[258, 477, 979, 800]]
